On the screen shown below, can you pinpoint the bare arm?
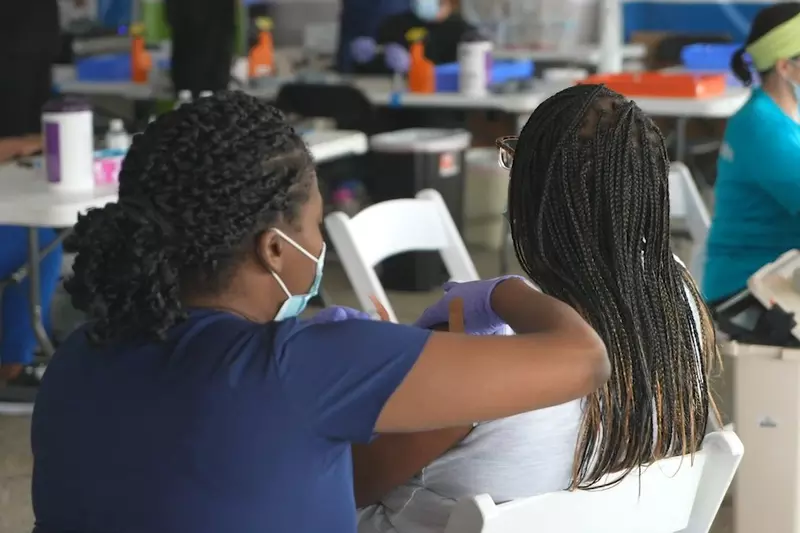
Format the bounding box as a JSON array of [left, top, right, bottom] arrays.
[[352, 320, 472, 508], [352, 426, 472, 507], [375, 278, 608, 432]]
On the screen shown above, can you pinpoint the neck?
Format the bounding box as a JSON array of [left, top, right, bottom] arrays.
[[186, 295, 277, 323], [763, 75, 800, 121], [183, 278, 284, 324]]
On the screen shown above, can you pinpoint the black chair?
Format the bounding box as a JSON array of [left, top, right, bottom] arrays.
[[274, 82, 377, 133]]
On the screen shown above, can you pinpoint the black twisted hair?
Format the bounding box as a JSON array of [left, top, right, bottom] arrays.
[[508, 85, 719, 489], [65, 91, 314, 343], [731, 2, 800, 86]]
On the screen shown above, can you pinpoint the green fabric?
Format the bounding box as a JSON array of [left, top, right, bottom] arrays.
[[139, 0, 245, 53], [141, 0, 170, 44]]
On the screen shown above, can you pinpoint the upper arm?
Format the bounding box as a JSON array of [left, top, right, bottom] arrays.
[[276, 320, 430, 442], [352, 426, 472, 507], [752, 125, 800, 214], [376, 329, 607, 433]]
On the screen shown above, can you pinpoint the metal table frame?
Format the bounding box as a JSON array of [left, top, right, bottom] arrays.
[[0, 229, 70, 358]]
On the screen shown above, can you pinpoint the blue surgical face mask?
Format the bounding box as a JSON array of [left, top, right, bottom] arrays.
[[411, 0, 441, 21], [271, 229, 326, 321], [788, 61, 800, 108]]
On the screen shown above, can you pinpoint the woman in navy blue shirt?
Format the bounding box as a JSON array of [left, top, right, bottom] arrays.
[[31, 91, 608, 533]]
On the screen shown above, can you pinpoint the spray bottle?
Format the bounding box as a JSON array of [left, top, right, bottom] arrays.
[[130, 23, 152, 84], [406, 27, 435, 94], [249, 17, 275, 81]]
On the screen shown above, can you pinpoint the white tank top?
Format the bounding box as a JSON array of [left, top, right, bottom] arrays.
[[357, 400, 583, 533]]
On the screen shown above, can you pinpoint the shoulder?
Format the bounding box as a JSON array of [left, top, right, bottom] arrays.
[[274, 319, 432, 362], [725, 96, 794, 162], [734, 91, 788, 134]]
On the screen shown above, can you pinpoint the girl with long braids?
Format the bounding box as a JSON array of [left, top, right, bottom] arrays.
[[30, 91, 608, 533], [355, 84, 719, 533]]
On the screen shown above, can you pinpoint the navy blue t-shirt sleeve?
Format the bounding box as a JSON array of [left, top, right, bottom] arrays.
[[273, 319, 431, 442]]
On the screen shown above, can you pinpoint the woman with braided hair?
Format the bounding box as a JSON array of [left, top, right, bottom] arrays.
[[30, 91, 608, 533], [355, 84, 719, 533]]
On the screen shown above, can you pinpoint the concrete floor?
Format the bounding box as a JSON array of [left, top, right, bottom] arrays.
[[0, 247, 733, 533]]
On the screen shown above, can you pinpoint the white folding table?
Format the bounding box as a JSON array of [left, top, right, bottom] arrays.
[[58, 75, 749, 161]]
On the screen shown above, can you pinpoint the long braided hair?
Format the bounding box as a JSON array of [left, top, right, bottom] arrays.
[[508, 84, 719, 489]]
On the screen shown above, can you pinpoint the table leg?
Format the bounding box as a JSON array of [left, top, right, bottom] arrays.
[[27, 228, 55, 357], [675, 117, 688, 162], [0, 232, 68, 355]]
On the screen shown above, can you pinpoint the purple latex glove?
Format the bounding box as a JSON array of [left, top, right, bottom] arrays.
[[350, 37, 378, 64], [305, 305, 372, 325], [414, 276, 525, 335], [384, 43, 411, 73]]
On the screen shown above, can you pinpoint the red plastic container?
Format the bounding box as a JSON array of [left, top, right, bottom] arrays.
[[578, 72, 727, 98]]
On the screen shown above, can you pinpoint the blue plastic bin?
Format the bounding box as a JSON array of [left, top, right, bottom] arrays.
[[681, 43, 742, 70], [76, 53, 170, 82], [76, 54, 132, 82], [434, 59, 535, 93], [681, 43, 750, 86]]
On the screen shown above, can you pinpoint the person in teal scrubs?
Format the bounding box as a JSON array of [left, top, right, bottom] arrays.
[[704, 2, 800, 303]]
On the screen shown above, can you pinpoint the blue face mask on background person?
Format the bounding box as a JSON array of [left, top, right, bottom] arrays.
[[788, 61, 800, 107], [271, 229, 326, 321], [411, 0, 441, 21]]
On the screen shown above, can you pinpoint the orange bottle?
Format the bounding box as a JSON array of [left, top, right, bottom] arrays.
[[249, 17, 275, 79], [406, 28, 435, 94], [130, 23, 152, 84]]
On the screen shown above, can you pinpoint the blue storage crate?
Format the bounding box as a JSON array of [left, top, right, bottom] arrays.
[[76, 53, 170, 82], [76, 54, 132, 82], [681, 43, 752, 86], [681, 43, 742, 70], [434, 59, 535, 93]]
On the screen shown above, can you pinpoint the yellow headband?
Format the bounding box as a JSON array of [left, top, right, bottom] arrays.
[[746, 13, 800, 71]]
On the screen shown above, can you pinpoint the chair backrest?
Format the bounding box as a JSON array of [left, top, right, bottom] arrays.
[[325, 189, 479, 322], [274, 83, 375, 133], [669, 162, 711, 285], [444, 430, 743, 533]]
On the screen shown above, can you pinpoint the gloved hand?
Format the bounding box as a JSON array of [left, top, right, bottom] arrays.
[[414, 277, 525, 335], [384, 43, 411, 73], [350, 37, 378, 64], [305, 305, 372, 325]]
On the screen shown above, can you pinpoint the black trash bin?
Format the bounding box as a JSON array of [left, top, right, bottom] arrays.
[[367, 128, 472, 292]]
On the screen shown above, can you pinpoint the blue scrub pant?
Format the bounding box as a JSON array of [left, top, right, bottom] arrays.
[[0, 226, 62, 365]]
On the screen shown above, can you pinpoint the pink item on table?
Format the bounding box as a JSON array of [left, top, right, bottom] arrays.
[[94, 156, 123, 186]]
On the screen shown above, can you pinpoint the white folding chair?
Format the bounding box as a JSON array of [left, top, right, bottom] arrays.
[[444, 429, 743, 533], [669, 162, 711, 287], [325, 189, 479, 322]]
